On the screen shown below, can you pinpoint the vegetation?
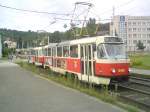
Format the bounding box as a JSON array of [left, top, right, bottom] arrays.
[[0, 18, 109, 49], [2, 47, 15, 57], [16, 61, 141, 112], [130, 53, 150, 70], [136, 40, 145, 51]]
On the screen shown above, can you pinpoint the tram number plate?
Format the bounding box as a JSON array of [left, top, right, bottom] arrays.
[[118, 69, 125, 73]]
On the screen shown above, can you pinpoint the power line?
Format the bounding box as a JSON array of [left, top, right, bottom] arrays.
[[0, 3, 72, 16], [92, 0, 135, 16], [55, 17, 111, 22]]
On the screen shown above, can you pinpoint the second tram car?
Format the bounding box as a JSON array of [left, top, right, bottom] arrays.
[[27, 36, 130, 85]]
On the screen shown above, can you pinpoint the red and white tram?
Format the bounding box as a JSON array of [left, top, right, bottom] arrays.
[[27, 36, 130, 85]]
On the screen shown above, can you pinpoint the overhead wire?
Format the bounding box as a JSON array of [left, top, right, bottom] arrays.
[[0, 3, 72, 16], [0, 0, 137, 31], [91, 0, 135, 16]]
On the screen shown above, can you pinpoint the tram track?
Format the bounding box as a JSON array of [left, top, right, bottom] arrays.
[[115, 76, 150, 111]]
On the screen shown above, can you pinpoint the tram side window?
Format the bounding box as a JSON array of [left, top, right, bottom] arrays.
[[39, 49, 43, 56], [48, 48, 51, 56], [31, 50, 35, 55], [42, 48, 46, 56], [63, 46, 69, 57], [57, 47, 62, 57], [97, 44, 106, 59], [46, 48, 48, 56], [52, 47, 56, 56], [45, 48, 48, 56], [70, 45, 78, 58], [92, 44, 96, 58]]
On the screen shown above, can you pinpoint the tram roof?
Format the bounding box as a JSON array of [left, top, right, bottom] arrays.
[[57, 35, 117, 46]]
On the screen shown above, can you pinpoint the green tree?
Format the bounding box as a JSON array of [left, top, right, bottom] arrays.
[[86, 18, 97, 36], [136, 40, 145, 50]]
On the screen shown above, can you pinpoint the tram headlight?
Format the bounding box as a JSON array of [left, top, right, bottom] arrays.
[[112, 68, 116, 74], [128, 68, 131, 72]]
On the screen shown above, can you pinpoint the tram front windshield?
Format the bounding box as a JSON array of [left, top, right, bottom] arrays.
[[97, 43, 126, 59]]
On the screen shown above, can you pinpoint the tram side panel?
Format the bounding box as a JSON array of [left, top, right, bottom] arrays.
[[67, 58, 81, 74], [95, 62, 129, 77]]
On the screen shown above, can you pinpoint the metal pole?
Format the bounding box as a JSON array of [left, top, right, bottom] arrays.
[[112, 6, 115, 36]]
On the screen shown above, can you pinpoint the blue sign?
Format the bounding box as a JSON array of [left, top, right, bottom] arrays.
[[120, 16, 125, 22]]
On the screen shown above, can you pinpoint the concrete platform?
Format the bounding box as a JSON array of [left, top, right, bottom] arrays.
[[130, 68, 150, 75]]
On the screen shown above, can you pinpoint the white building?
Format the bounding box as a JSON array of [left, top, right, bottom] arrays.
[[4, 40, 17, 49], [110, 15, 150, 51]]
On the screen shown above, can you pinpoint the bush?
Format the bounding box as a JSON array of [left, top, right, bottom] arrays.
[[131, 60, 142, 66]]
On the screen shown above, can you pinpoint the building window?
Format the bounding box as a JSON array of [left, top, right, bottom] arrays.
[[128, 40, 131, 44], [133, 22, 136, 26], [128, 34, 132, 38], [138, 34, 141, 38], [128, 22, 131, 26], [147, 34, 150, 38], [142, 34, 146, 38], [147, 22, 150, 25], [133, 40, 137, 44], [143, 40, 146, 44], [133, 28, 136, 32], [142, 22, 146, 25], [138, 22, 141, 26], [147, 28, 150, 31], [128, 28, 132, 31], [133, 34, 137, 38], [142, 28, 146, 31], [147, 40, 150, 43], [138, 28, 141, 31]]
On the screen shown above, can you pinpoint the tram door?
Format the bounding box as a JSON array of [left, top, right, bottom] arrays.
[[81, 44, 94, 82]]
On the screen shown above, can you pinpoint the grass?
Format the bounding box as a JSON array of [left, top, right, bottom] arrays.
[[0, 57, 8, 60], [129, 53, 150, 70], [16, 61, 142, 112]]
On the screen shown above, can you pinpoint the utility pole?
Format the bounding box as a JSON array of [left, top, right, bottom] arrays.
[[112, 6, 115, 36]]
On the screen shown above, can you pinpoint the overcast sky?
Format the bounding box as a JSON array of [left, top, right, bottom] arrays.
[[0, 0, 150, 32]]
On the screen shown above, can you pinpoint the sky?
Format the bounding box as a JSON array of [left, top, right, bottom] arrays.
[[0, 0, 150, 32]]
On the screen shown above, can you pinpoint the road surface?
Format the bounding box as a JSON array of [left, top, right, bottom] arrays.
[[0, 61, 126, 112]]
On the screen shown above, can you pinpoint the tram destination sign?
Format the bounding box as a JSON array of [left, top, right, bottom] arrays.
[[104, 37, 123, 43]]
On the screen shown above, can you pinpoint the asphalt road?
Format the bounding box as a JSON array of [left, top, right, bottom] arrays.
[[0, 61, 126, 112]]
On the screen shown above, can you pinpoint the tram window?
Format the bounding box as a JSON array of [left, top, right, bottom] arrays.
[[97, 44, 106, 58], [70, 45, 78, 58], [38, 49, 42, 56], [52, 47, 56, 56], [92, 44, 96, 58], [31, 50, 35, 55], [42, 48, 46, 56], [81, 46, 84, 58], [48, 48, 51, 56], [63, 46, 69, 57], [46, 48, 48, 56], [57, 47, 62, 57], [92, 44, 96, 52]]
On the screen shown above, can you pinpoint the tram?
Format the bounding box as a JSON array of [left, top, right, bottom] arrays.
[[27, 35, 130, 85]]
